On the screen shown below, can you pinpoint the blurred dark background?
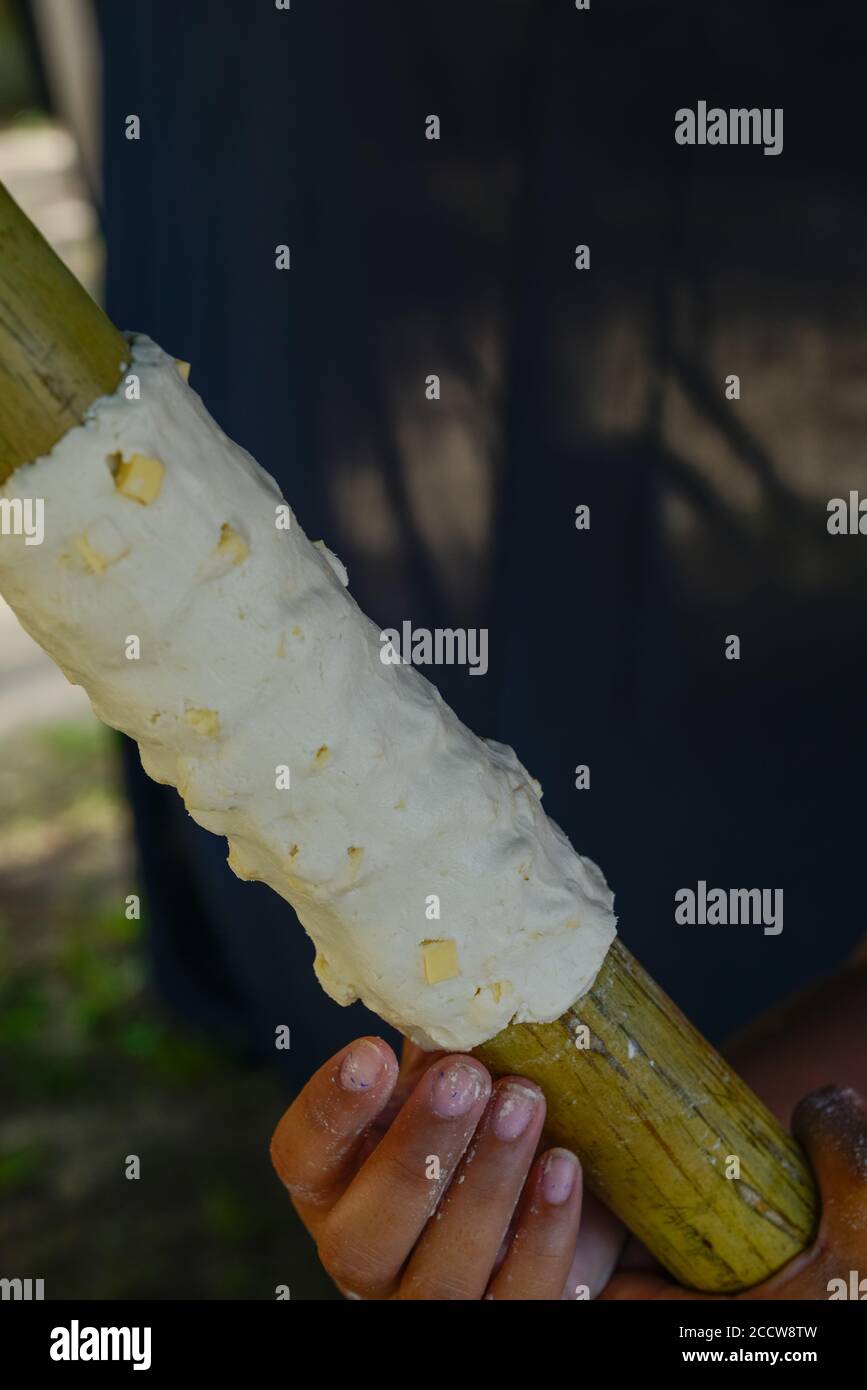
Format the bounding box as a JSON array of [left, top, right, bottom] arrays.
[[1, 0, 865, 1297]]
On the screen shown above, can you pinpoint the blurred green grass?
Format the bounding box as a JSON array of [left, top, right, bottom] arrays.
[[0, 718, 336, 1299]]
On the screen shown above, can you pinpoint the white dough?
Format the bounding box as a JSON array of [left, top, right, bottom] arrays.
[[0, 337, 616, 1050]]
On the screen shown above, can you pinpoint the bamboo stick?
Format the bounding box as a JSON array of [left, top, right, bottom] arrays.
[[0, 182, 127, 481], [475, 941, 817, 1292], [0, 179, 818, 1293]]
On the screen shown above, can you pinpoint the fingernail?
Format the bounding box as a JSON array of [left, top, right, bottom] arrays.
[[492, 1083, 538, 1141], [542, 1148, 578, 1205], [430, 1061, 486, 1118], [339, 1040, 386, 1092]]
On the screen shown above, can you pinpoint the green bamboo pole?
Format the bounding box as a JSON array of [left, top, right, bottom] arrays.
[[475, 941, 817, 1292], [0, 178, 818, 1293], [0, 182, 127, 481]]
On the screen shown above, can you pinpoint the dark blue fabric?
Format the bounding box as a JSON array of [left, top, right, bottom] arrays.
[[97, 0, 867, 1085]]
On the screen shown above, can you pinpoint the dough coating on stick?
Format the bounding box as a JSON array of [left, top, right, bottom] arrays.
[[0, 336, 616, 1050]]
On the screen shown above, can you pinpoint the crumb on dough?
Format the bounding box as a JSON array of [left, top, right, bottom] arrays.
[[474, 980, 512, 1004], [73, 519, 129, 573], [216, 521, 249, 567], [183, 706, 221, 738]]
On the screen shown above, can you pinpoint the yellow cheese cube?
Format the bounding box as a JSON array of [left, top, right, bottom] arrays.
[[421, 938, 460, 985], [113, 453, 165, 506]]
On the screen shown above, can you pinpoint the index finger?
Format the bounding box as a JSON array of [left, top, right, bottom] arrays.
[[270, 1036, 399, 1234]]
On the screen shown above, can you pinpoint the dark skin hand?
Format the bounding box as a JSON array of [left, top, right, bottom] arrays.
[[270, 1040, 585, 1299], [270, 961, 867, 1300]]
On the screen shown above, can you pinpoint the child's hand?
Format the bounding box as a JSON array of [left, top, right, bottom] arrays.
[[270, 1035, 622, 1299], [272, 1037, 867, 1301]]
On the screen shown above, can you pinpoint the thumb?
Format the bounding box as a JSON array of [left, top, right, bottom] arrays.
[[746, 1084, 867, 1299], [792, 1084, 867, 1219]]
